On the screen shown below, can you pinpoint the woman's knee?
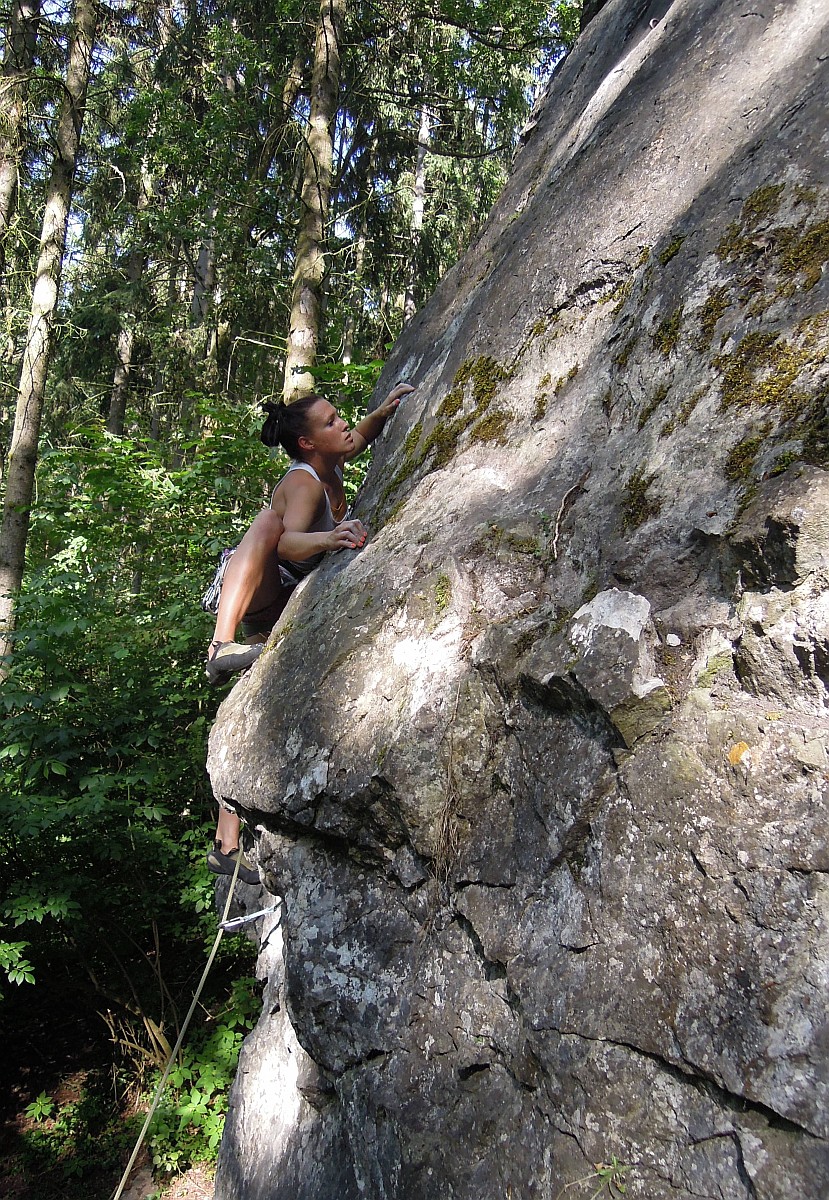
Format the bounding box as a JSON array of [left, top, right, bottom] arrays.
[[243, 509, 284, 552]]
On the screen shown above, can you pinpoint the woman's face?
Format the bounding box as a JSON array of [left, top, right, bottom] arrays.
[[303, 399, 355, 456]]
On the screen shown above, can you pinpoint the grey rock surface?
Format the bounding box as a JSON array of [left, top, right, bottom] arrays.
[[210, 0, 829, 1195]]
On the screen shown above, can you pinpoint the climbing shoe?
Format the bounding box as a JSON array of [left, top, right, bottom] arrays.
[[205, 639, 264, 684], [206, 840, 260, 886]]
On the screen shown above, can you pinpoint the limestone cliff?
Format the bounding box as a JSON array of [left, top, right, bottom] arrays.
[[209, 0, 829, 1195]]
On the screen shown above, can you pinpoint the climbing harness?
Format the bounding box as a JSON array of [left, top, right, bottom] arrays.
[[109, 852, 261, 1200]]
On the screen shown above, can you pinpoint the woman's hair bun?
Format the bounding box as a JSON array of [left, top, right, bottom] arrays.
[[261, 399, 286, 447], [260, 392, 324, 457]]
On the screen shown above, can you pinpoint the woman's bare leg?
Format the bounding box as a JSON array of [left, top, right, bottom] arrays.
[[211, 510, 285, 646], [207, 807, 259, 883], [216, 807, 241, 849]]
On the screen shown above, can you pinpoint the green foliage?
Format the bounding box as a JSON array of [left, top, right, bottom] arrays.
[[0, 396, 279, 1033], [555, 1154, 631, 1200], [15, 1072, 139, 1193], [147, 976, 260, 1171], [9, 969, 259, 1192], [434, 573, 452, 614], [591, 1156, 630, 1197], [0, 939, 35, 992], [25, 1091, 56, 1122], [1, 397, 273, 1180]]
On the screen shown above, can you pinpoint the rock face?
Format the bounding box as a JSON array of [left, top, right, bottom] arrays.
[[210, 0, 829, 1196]]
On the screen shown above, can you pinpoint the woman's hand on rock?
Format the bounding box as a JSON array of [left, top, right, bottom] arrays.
[[326, 519, 367, 551], [377, 382, 415, 418]]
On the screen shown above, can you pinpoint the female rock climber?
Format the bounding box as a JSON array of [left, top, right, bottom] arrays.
[[206, 381, 414, 882]]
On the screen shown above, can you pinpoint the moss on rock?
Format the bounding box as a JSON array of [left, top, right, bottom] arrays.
[[533, 373, 552, 420], [622, 467, 661, 529], [694, 285, 732, 349], [713, 332, 807, 409], [471, 409, 510, 443], [715, 182, 828, 296], [724, 432, 767, 480], [613, 335, 638, 370], [380, 357, 510, 516], [660, 386, 706, 437], [638, 382, 670, 430], [653, 308, 683, 356], [658, 234, 685, 266], [778, 217, 829, 291], [434, 573, 452, 614]]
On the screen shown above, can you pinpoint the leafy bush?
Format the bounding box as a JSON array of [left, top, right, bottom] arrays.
[[11, 974, 261, 1192], [16, 1071, 139, 1192], [1, 387, 377, 1178], [147, 976, 261, 1171], [1, 398, 271, 1013]]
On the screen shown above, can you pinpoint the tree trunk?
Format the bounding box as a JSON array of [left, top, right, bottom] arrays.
[[107, 5, 174, 436], [342, 134, 377, 367], [107, 246, 144, 435], [342, 214, 367, 368], [190, 197, 217, 328], [0, 0, 41, 278], [0, 0, 98, 665], [282, 0, 344, 402], [403, 100, 433, 327]]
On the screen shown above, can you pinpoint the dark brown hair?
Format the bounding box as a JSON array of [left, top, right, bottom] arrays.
[[260, 394, 325, 459]]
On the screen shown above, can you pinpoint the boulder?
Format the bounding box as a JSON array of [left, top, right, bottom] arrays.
[[210, 0, 829, 1195]]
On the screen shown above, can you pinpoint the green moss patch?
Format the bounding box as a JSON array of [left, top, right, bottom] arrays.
[[613, 336, 638, 370], [379, 357, 510, 515], [555, 364, 579, 394], [716, 184, 785, 262], [653, 308, 683, 356], [724, 431, 767, 480], [713, 331, 808, 409], [694, 285, 732, 349], [658, 234, 685, 266], [716, 311, 829, 475], [622, 467, 661, 530], [505, 532, 542, 556], [660, 386, 705, 437], [778, 218, 829, 291], [611, 274, 636, 314], [715, 182, 829, 296], [434, 573, 452, 614], [610, 249, 650, 315], [471, 408, 510, 443], [533, 372, 552, 420], [696, 651, 733, 687], [638, 383, 669, 430], [799, 389, 829, 466], [742, 183, 785, 229]]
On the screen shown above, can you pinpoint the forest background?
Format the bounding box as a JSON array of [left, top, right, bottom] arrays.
[[0, 0, 580, 1194]]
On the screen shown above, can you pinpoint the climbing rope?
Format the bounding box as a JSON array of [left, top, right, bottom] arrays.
[[109, 852, 242, 1200]]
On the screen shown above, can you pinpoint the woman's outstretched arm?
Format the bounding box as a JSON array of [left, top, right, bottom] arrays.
[[347, 382, 414, 457]]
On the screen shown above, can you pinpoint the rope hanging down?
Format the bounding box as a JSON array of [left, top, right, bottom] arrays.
[[109, 853, 243, 1200]]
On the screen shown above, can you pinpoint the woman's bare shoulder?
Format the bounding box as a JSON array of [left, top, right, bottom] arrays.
[[270, 467, 324, 513]]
